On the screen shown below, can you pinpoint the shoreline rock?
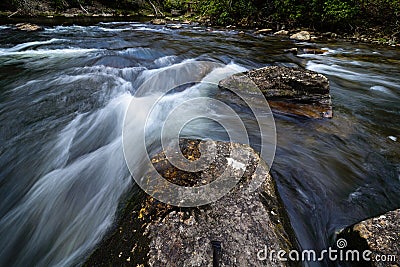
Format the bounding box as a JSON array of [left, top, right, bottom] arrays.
[[338, 209, 400, 266], [290, 31, 311, 41], [218, 66, 333, 119], [84, 139, 299, 266]]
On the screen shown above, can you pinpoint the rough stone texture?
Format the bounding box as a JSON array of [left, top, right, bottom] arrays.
[[84, 139, 298, 267], [338, 209, 400, 267], [290, 31, 311, 41], [218, 66, 332, 118]]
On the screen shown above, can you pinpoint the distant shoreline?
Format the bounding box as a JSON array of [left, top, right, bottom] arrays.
[[0, 11, 399, 48]]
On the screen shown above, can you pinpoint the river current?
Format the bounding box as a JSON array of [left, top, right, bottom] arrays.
[[0, 20, 399, 267]]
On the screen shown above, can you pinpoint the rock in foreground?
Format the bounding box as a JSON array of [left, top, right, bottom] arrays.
[[84, 139, 298, 266], [218, 66, 332, 118], [338, 209, 400, 266]]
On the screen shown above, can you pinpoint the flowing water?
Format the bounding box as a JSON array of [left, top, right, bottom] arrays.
[[0, 19, 399, 267]]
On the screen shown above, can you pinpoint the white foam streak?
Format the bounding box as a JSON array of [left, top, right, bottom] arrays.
[[2, 38, 65, 52], [0, 48, 101, 57], [0, 94, 133, 267], [306, 61, 400, 90]]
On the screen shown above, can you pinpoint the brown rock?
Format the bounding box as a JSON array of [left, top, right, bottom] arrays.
[[218, 66, 333, 118]]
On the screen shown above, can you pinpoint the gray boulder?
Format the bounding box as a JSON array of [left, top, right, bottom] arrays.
[[84, 139, 298, 266]]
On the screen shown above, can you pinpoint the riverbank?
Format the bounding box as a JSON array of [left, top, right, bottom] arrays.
[[1, 9, 399, 48]]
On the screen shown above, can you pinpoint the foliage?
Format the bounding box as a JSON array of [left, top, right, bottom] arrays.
[[322, 0, 358, 24], [358, 0, 400, 29], [196, 0, 400, 32], [1, 0, 399, 34], [198, 0, 257, 25], [163, 0, 186, 11]]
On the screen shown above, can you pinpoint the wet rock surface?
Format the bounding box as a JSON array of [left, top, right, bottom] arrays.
[[84, 139, 298, 266], [218, 66, 332, 118], [338, 209, 400, 267]]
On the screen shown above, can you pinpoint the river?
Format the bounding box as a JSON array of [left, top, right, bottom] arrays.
[[0, 19, 399, 267]]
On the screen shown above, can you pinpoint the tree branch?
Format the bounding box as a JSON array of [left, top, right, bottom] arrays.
[[148, 0, 164, 17], [8, 9, 20, 18], [77, 0, 89, 14]]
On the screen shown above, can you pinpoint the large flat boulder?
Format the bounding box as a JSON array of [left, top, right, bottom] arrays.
[[338, 209, 400, 266], [84, 139, 298, 266], [218, 66, 332, 118]]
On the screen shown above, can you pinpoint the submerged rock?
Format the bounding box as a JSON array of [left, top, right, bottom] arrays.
[[290, 31, 311, 41], [218, 66, 332, 118], [84, 139, 298, 266], [15, 23, 43, 32], [338, 209, 400, 266]]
